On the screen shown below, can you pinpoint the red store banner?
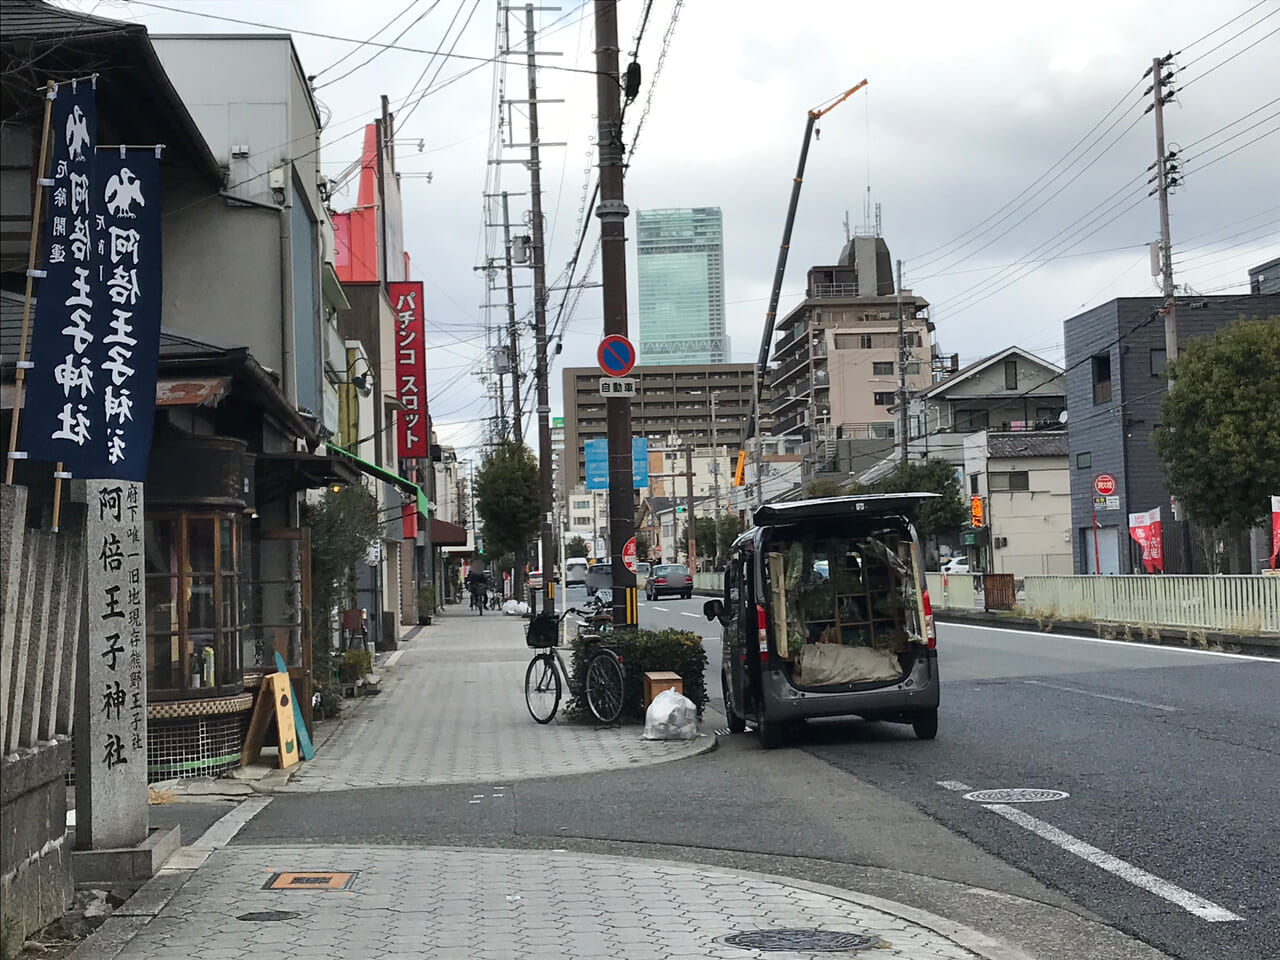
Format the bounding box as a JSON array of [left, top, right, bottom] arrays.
[[389, 280, 427, 459], [1271, 495, 1279, 569], [1127, 506, 1164, 574]]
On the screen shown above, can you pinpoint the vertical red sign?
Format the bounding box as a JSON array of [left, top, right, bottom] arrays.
[[1127, 506, 1164, 573], [389, 281, 427, 459]]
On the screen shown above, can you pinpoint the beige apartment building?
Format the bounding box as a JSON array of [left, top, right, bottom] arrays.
[[770, 235, 934, 447], [559, 362, 770, 501]]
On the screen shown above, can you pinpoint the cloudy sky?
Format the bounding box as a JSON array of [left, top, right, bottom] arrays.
[[69, 0, 1280, 455]]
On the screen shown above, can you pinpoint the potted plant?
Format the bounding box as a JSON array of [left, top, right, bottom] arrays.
[[418, 583, 436, 625]]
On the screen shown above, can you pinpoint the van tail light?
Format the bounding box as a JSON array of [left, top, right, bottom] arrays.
[[757, 604, 769, 663], [921, 587, 937, 649]]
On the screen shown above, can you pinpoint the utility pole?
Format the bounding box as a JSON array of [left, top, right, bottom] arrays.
[[1149, 54, 1179, 368], [710, 392, 723, 549], [685, 445, 697, 570], [500, 192, 524, 442], [521, 3, 555, 614], [896, 258, 908, 463], [594, 0, 636, 625]]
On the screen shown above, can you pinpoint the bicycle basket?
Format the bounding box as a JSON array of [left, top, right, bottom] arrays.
[[525, 614, 559, 648]]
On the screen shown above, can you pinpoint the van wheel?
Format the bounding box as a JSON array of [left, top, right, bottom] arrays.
[[912, 710, 939, 740], [757, 713, 786, 749], [721, 674, 746, 734]]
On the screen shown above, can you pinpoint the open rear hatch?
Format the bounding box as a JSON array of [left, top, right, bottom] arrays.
[[758, 496, 935, 692]]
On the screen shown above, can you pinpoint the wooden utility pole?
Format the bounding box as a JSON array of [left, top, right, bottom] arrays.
[[523, 4, 555, 613], [594, 0, 637, 625]]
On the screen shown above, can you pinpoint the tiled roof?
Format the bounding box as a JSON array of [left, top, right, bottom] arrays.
[[986, 432, 1069, 458]]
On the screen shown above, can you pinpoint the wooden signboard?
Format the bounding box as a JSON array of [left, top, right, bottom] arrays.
[[242, 672, 300, 769]]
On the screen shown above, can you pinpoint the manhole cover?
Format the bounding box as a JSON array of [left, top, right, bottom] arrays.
[[963, 788, 1069, 803], [717, 929, 885, 952], [263, 871, 358, 891], [237, 910, 299, 922]]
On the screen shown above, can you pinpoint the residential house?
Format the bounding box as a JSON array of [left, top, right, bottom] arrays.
[[906, 346, 1066, 470], [1063, 294, 1280, 573], [961, 429, 1072, 575]]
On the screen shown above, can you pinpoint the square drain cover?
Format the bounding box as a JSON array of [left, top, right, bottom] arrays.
[[264, 871, 357, 891]]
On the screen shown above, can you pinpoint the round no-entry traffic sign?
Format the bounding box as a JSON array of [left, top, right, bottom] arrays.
[[597, 335, 637, 377], [622, 536, 637, 573], [1094, 473, 1118, 496]]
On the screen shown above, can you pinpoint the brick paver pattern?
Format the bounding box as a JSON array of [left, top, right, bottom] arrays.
[[112, 845, 982, 960], [285, 608, 709, 791]]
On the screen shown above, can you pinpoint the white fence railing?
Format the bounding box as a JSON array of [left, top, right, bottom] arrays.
[[1021, 575, 1279, 634], [697, 567, 1279, 634]]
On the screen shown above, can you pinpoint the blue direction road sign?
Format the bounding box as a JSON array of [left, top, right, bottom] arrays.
[[585, 437, 649, 490], [597, 335, 637, 377]]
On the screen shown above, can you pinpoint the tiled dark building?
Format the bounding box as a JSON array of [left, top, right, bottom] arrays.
[[1063, 294, 1280, 573]]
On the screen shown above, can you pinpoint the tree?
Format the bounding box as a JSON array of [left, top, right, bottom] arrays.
[[805, 476, 845, 498], [680, 516, 718, 560], [1153, 317, 1280, 533], [303, 483, 381, 683], [474, 441, 540, 564], [565, 535, 588, 558], [634, 531, 651, 559], [716, 512, 744, 556], [872, 459, 967, 536]]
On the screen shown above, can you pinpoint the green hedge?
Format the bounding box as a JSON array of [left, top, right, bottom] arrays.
[[566, 627, 708, 723]]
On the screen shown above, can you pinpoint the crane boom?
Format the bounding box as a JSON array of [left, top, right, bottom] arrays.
[[738, 80, 868, 490]]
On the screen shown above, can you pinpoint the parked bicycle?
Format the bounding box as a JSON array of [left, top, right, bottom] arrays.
[[524, 607, 624, 725]]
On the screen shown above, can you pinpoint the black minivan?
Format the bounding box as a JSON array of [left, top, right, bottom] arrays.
[[704, 494, 939, 747]]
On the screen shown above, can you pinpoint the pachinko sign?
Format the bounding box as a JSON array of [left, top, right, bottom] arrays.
[[389, 280, 427, 459], [1271, 495, 1279, 569], [1127, 506, 1164, 574]]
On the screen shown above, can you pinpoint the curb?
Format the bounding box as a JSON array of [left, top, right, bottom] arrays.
[[934, 608, 1280, 658]]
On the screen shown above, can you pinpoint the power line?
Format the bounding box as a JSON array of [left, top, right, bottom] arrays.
[[395, 0, 480, 129], [316, 1, 440, 88], [1177, 7, 1279, 71], [125, 0, 604, 76], [1179, 96, 1280, 150], [312, 0, 421, 77], [1178, 0, 1271, 52], [1186, 123, 1279, 175], [906, 76, 1146, 269], [1183, 111, 1280, 163], [1178, 24, 1280, 90]]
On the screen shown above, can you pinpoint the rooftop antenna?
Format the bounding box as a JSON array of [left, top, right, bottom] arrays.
[[875, 202, 881, 238], [843, 210, 851, 243]]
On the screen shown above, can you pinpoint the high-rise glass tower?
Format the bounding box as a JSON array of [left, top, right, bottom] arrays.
[[636, 207, 726, 365]]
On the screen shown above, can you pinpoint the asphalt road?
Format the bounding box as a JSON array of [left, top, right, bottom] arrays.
[[629, 589, 1279, 960]]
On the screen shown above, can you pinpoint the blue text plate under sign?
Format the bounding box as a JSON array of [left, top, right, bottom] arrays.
[[597, 335, 637, 377], [599, 377, 635, 397]]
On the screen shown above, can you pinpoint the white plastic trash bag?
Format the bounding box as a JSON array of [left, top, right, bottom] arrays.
[[643, 687, 698, 740]]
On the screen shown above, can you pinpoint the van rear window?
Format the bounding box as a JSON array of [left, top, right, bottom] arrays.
[[762, 527, 925, 686]]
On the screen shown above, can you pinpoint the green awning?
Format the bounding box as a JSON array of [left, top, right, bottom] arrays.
[[328, 444, 429, 517]]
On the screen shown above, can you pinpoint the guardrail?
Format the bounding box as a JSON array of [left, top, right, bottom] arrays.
[[1021, 575, 1279, 634], [926, 572, 1279, 634], [692, 572, 723, 595]]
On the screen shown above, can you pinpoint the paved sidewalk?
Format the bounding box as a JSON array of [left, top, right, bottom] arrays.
[[79, 844, 1015, 960], [281, 606, 714, 792]]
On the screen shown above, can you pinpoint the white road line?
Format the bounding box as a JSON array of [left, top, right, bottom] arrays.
[[679, 612, 701, 618], [936, 780, 973, 792], [1022, 679, 1178, 711], [983, 803, 1243, 922], [941, 622, 1277, 662], [651, 606, 669, 612]]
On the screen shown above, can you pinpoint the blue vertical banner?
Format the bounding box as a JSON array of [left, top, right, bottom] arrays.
[[21, 119, 162, 481], [22, 80, 99, 473], [91, 149, 162, 480]]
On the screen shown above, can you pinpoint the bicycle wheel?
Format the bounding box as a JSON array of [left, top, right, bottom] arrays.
[[524, 653, 561, 724], [585, 649, 625, 724]]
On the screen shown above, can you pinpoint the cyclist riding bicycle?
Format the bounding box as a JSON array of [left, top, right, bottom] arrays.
[[465, 569, 489, 615]]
